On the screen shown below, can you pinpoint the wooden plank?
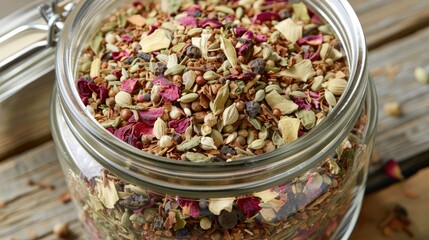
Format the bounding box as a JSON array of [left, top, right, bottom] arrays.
[[349, 0, 429, 49], [351, 167, 429, 239], [0, 142, 84, 240], [0, 71, 53, 161], [366, 26, 429, 170]]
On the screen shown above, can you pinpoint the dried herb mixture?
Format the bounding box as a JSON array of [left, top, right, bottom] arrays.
[[77, 0, 348, 162], [69, 1, 364, 239]]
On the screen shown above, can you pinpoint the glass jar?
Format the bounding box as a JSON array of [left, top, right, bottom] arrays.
[[51, 0, 377, 239]]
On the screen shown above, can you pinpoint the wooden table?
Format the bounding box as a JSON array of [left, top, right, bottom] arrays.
[[2, 0, 429, 239]]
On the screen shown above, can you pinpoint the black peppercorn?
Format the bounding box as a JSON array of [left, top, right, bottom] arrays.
[[246, 101, 261, 118], [249, 58, 266, 75], [218, 209, 238, 229], [186, 45, 201, 59], [279, 9, 291, 20], [220, 145, 237, 156], [136, 52, 152, 61], [216, 53, 226, 63], [154, 62, 167, 76]]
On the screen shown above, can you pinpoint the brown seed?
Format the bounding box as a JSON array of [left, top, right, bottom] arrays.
[[196, 76, 206, 85], [108, 89, 117, 97], [53, 222, 69, 239], [120, 109, 132, 121], [272, 108, 282, 118], [191, 101, 204, 112], [235, 101, 246, 113]]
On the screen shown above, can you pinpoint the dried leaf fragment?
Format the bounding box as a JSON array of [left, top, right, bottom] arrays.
[[278, 117, 301, 144], [296, 110, 316, 130], [90, 58, 101, 78], [292, 2, 310, 22], [140, 29, 171, 53], [279, 59, 315, 82], [265, 91, 299, 115], [275, 18, 302, 44]]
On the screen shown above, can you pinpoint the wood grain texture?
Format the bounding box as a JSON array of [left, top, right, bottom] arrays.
[[351, 168, 429, 240], [367, 26, 429, 169], [0, 71, 53, 161], [0, 142, 84, 240], [349, 0, 429, 49]]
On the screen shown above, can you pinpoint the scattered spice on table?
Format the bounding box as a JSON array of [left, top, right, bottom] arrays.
[[384, 159, 404, 180], [53, 222, 70, 239], [27, 178, 56, 191], [379, 204, 413, 238], [385, 65, 401, 80], [384, 101, 402, 117], [68, 0, 367, 239], [59, 190, 72, 204], [414, 66, 428, 84]]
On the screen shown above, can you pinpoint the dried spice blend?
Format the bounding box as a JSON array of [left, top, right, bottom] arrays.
[[51, 0, 376, 239]]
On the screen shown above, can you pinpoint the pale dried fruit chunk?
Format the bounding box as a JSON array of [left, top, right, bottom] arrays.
[[95, 179, 119, 209], [279, 59, 315, 82], [127, 14, 146, 27], [140, 29, 171, 53], [265, 91, 299, 115], [253, 189, 278, 203], [275, 18, 302, 44], [278, 117, 301, 144], [208, 197, 235, 215]]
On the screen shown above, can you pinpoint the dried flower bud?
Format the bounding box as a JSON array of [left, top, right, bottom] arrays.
[[115, 91, 132, 106], [200, 136, 217, 150], [222, 105, 239, 126], [327, 78, 348, 95], [248, 139, 265, 150], [204, 113, 218, 127], [183, 70, 197, 90], [154, 118, 167, 140], [203, 71, 219, 81], [159, 135, 174, 148], [151, 85, 162, 103], [169, 106, 182, 120], [201, 124, 212, 136]]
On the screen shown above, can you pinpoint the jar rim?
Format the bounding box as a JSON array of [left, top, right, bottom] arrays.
[[54, 0, 374, 196]]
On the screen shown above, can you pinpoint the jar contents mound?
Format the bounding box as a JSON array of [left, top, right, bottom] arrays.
[[77, 0, 349, 162]]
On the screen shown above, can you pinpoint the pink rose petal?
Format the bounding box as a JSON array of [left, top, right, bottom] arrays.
[[120, 79, 141, 93], [253, 12, 280, 24], [298, 34, 323, 46], [178, 16, 198, 27], [236, 197, 261, 218], [199, 19, 223, 29], [168, 118, 190, 134]]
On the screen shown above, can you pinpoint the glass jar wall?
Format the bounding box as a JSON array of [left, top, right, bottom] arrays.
[[51, 0, 377, 239]]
